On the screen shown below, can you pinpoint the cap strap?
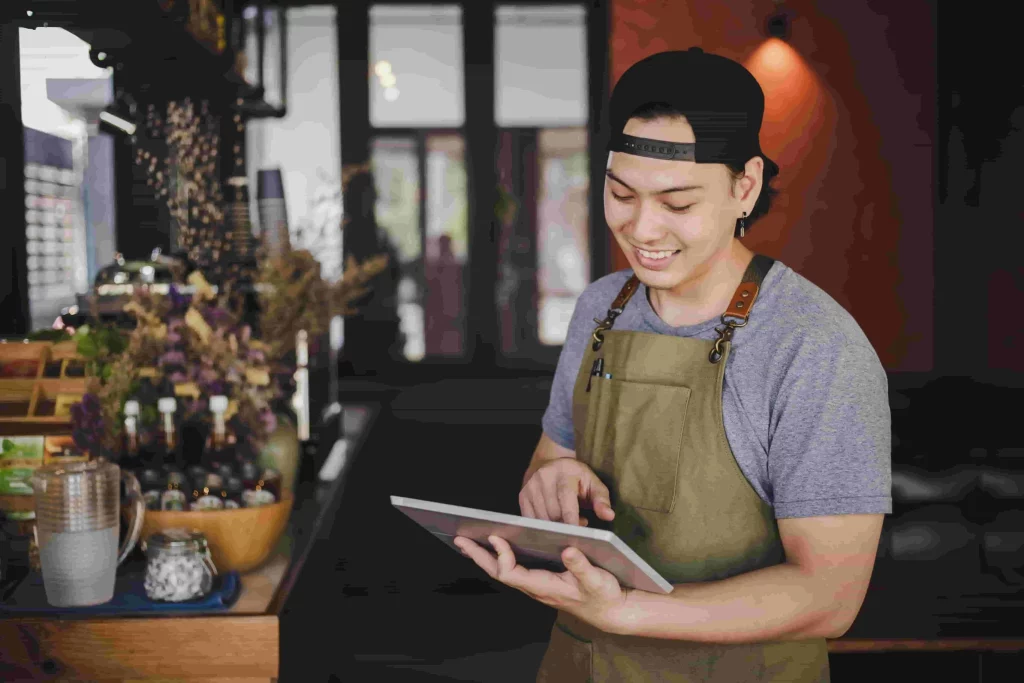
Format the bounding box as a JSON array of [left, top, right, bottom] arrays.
[[610, 133, 695, 162], [609, 131, 758, 166]]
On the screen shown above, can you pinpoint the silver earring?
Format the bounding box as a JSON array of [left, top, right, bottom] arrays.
[[739, 211, 747, 238]]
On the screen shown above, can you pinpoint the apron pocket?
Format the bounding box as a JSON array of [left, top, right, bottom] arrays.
[[605, 380, 691, 514]]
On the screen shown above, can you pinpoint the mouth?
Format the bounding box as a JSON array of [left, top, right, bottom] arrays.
[[633, 246, 681, 271]]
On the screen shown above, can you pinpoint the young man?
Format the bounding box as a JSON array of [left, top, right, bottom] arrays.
[[456, 48, 891, 682]]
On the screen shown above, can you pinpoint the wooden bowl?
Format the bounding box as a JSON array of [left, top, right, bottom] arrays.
[[139, 495, 294, 573]]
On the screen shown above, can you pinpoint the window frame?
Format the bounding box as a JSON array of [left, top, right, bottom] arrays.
[[339, 0, 609, 381]]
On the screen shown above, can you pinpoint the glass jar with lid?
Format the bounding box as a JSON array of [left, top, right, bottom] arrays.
[[143, 528, 218, 602]]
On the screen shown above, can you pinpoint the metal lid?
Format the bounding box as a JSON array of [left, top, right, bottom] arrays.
[[210, 395, 228, 412], [158, 397, 177, 413], [148, 527, 208, 551], [124, 400, 140, 416]]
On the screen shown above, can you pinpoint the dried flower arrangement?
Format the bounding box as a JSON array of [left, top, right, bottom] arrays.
[[69, 271, 274, 459], [70, 245, 388, 461], [258, 248, 388, 363]]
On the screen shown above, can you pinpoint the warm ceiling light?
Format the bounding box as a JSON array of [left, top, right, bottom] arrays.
[[374, 61, 393, 77]]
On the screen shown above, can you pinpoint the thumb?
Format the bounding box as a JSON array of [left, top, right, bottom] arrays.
[[583, 472, 615, 520]]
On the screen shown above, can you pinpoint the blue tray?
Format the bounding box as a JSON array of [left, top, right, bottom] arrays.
[[0, 570, 241, 614]]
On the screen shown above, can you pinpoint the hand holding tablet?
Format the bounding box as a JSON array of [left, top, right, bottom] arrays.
[[391, 495, 673, 594]]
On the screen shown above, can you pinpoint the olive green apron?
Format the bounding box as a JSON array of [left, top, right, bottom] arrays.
[[535, 255, 830, 682]]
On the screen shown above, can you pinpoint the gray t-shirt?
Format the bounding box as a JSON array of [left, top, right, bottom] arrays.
[[542, 261, 892, 520]]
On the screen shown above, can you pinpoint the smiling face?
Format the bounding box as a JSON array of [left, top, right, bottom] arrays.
[[605, 115, 762, 298]]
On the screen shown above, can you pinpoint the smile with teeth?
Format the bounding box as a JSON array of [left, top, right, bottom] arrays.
[[637, 248, 679, 260]]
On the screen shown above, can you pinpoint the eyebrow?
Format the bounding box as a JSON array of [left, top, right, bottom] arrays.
[[605, 170, 703, 195]]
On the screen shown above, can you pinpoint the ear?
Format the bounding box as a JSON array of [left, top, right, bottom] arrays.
[[733, 156, 764, 207]]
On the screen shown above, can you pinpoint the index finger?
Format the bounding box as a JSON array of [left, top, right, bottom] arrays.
[[557, 473, 581, 526]]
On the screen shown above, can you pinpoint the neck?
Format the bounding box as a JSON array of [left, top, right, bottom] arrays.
[[648, 241, 753, 327]]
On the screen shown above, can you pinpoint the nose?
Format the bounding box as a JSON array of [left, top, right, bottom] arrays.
[[629, 200, 666, 244]]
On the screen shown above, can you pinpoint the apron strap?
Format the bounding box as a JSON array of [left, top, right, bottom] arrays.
[[710, 253, 775, 363], [590, 255, 775, 354], [723, 253, 774, 324], [591, 275, 642, 350]]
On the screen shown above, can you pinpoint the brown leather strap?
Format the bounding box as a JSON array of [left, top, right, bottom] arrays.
[[723, 254, 775, 323], [709, 254, 775, 363], [591, 276, 641, 350], [611, 275, 641, 311]]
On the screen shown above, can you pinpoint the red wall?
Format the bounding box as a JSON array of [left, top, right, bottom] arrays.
[[609, 0, 935, 371]]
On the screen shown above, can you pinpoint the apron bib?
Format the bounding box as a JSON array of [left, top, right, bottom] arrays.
[[536, 255, 830, 682]]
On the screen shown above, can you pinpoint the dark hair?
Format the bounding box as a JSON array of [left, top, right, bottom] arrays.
[[627, 102, 779, 237]]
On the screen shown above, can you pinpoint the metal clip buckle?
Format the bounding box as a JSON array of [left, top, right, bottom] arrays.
[[709, 314, 747, 364]]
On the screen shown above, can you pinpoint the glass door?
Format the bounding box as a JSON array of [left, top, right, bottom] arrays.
[[347, 1, 604, 377], [367, 5, 468, 363], [495, 4, 590, 364]]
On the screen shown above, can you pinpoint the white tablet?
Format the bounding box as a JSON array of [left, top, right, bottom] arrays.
[[391, 495, 673, 594]]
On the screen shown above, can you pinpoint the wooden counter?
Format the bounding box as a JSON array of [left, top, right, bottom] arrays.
[[0, 403, 378, 682]]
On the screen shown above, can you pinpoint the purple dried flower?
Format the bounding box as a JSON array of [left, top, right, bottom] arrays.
[[168, 285, 189, 312], [247, 348, 265, 364], [167, 370, 187, 384], [158, 350, 187, 367], [203, 380, 227, 397], [70, 392, 105, 456], [202, 306, 233, 329], [197, 367, 219, 385]]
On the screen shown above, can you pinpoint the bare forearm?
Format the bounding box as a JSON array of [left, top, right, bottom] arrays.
[[610, 562, 845, 644]]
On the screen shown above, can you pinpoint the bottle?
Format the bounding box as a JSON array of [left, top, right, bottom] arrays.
[[160, 470, 188, 511], [186, 465, 208, 495], [215, 462, 235, 482], [138, 468, 165, 511], [156, 397, 180, 469], [239, 459, 276, 507], [238, 459, 261, 492], [121, 400, 142, 472], [258, 468, 282, 501], [203, 395, 235, 470], [242, 486, 276, 508], [223, 476, 244, 509], [190, 473, 225, 511]]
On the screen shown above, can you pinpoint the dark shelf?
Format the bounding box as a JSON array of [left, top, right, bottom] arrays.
[[12, 1, 252, 99]]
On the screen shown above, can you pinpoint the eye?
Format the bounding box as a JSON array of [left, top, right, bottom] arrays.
[[611, 192, 633, 203], [665, 204, 693, 214]]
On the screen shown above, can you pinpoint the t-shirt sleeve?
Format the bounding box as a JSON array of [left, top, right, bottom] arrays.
[[540, 292, 596, 451], [767, 336, 892, 519]]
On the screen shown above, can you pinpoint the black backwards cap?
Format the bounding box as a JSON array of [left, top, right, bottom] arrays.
[[607, 48, 779, 176]]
